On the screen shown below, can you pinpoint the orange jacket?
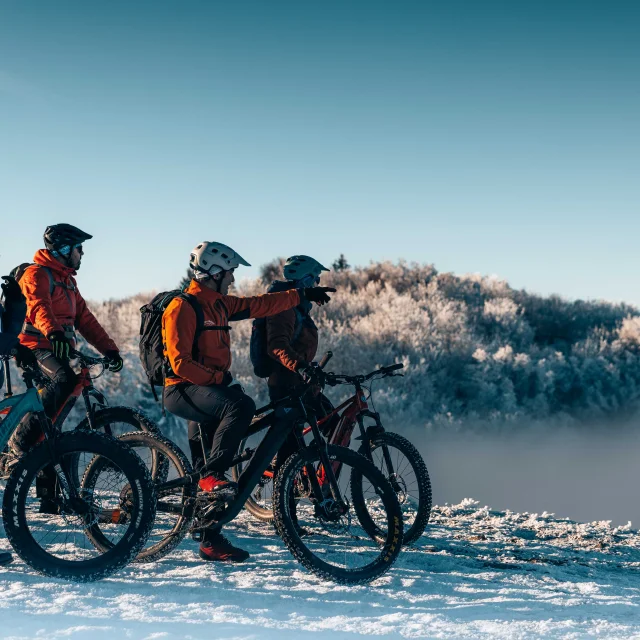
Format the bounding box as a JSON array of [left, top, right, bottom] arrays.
[[18, 250, 118, 354], [162, 279, 301, 386]]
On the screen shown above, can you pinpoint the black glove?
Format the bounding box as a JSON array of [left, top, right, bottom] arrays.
[[302, 287, 337, 306], [104, 350, 124, 373], [297, 362, 323, 385], [1, 276, 24, 303], [47, 331, 71, 361], [221, 371, 233, 386], [11, 343, 37, 369]]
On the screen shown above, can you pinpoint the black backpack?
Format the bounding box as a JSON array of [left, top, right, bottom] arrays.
[[249, 280, 312, 378], [9, 262, 74, 296], [139, 290, 229, 400]]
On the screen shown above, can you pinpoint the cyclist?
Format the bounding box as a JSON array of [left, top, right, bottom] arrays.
[[0, 275, 37, 566], [265, 255, 336, 471], [162, 242, 335, 562], [7, 224, 123, 512]]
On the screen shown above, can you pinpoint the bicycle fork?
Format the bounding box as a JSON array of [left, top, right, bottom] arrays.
[[296, 398, 348, 516], [356, 413, 402, 492]]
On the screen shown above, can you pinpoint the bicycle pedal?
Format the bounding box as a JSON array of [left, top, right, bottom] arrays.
[[199, 486, 238, 502]]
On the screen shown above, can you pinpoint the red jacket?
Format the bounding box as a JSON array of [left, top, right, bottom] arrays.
[[162, 279, 300, 386], [18, 250, 118, 354]]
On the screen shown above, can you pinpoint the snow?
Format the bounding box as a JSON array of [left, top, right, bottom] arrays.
[[3, 500, 640, 639]]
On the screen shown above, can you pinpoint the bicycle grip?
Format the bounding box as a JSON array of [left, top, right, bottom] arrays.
[[385, 363, 404, 372], [318, 351, 333, 369]]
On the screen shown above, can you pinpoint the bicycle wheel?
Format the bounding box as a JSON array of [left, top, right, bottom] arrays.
[[2, 430, 156, 582], [81, 431, 195, 563], [273, 445, 403, 585], [356, 432, 432, 545], [232, 435, 274, 522], [75, 406, 169, 482]]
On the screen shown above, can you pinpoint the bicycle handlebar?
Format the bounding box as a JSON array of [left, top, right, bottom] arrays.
[[70, 350, 108, 366], [324, 362, 404, 386]]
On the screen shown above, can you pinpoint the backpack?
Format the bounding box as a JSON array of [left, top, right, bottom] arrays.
[[249, 280, 312, 378], [6, 263, 75, 340], [139, 290, 229, 400], [9, 263, 75, 296]]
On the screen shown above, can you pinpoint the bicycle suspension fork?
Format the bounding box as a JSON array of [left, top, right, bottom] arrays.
[[295, 397, 347, 509]]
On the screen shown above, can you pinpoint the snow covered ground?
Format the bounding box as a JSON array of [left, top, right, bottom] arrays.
[[3, 499, 640, 640]]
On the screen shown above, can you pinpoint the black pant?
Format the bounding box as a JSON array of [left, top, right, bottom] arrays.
[[164, 383, 256, 474], [10, 349, 78, 453]]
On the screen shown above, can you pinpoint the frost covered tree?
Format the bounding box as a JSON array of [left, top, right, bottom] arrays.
[[82, 260, 640, 438]]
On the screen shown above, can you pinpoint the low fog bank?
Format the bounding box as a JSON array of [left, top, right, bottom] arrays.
[[411, 424, 640, 527]]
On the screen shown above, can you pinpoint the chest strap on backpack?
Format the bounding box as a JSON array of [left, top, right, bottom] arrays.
[[21, 322, 76, 341]]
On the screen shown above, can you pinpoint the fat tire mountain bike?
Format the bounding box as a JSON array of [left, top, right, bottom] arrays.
[[234, 358, 432, 545], [84, 354, 404, 584], [0, 357, 156, 582]]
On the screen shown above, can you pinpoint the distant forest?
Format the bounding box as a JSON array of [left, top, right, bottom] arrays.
[[84, 259, 640, 437]]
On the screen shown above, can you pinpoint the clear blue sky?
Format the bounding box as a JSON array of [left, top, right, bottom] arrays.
[[1, 1, 638, 303]]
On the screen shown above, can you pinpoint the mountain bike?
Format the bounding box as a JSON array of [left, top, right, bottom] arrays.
[[0, 349, 163, 480], [233, 358, 432, 545], [83, 354, 404, 584], [0, 356, 156, 581]]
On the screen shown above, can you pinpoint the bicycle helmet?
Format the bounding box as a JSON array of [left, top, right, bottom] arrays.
[[283, 255, 329, 282], [189, 241, 251, 278], [43, 224, 93, 256]]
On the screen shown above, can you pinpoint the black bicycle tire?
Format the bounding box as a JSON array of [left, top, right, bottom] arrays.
[[81, 431, 195, 563], [2, 430, 156, 582], [232, 437, 274, 522], [273, 445, 403, 585], [356, 431, 432, 545]]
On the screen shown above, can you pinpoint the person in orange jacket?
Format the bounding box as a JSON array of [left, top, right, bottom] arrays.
[[8, 224, 123, 511], [162, 241, 335, 562]]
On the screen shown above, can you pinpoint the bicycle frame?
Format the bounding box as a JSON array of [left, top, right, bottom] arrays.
[[0, 357, 83, 502], [0, 388, 44, 451], [305, 385, 384, 450], [157, 391, 350, 534], [49, 362, 108, 431]]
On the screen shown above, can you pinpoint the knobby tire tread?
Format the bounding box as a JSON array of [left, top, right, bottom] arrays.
[[272, 445, 403, 585], [358, 431, 432, 545], [2, 431, 156, 582]]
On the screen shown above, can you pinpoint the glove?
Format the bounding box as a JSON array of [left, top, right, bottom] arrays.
[[11, 343, 37, 369], [297, 362, 323, 385], [302, 286, 337, 306], [221, 371, 233, 386], [104, 350, 124, 373], [1, 276, 24, 303], [47, 331, 71, 361]]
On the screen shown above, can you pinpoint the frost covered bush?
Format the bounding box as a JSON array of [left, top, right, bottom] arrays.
[[82, 261, 640, 436]]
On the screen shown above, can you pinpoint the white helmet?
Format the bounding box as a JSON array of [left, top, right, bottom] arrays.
[[283, 255, 329, 282], [189, 241, 251, 278]]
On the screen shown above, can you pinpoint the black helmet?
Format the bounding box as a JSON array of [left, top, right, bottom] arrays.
[[43, 224, 93, 256]]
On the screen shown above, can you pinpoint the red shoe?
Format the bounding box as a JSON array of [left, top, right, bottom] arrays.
[[199, 534, 250, 562], [198, 474, 238, 498]]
